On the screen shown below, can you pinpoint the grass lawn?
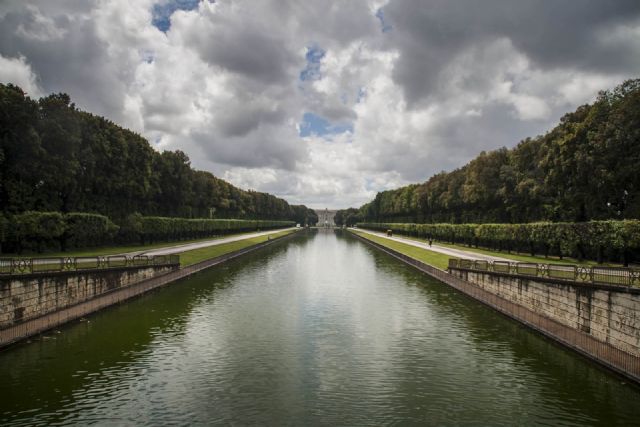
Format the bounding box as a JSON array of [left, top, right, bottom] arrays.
[[426, 240, 619, 267], [7, 231, 283, 259], [350, 230, 450, 270], [180, 229, 297, 267], [357, 230, 619, 267]]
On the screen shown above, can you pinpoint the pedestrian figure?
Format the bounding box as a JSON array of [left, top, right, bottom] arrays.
[[428, 239, 432, 247]]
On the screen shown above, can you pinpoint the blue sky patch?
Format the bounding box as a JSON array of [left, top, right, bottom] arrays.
[[299, 46, 325, 81], [356, 87, 367, 103], [152, 0, 201, 32], [299, 112, 353, 137], [375, 8, 392, 33]]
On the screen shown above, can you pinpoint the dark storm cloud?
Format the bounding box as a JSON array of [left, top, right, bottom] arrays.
[[1, 0, 639, 208], [293, 2, 379, 47], [216, 104, 287, 138], [183, 13, 301, 85], [374, 102, 556, 185], [0, 4, 127, 121], [201, 30, 297, 84], [383, 0, 640, 104], [191, 123, 307, 170]]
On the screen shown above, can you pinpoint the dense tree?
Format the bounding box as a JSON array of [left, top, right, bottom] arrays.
[[334, 208, 361, 227], [0, 84, 315, 225], [359, 220, 640, 265], [0, 211, 295, 253], [347, 79, 640, 225]]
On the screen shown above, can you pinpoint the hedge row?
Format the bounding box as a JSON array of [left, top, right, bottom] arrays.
[[121, 214, 294, 243], [0, 211, 294, 253], [358, 220, 640, 264], [0, 212, 119, 253], [65, 213, 120, 249]]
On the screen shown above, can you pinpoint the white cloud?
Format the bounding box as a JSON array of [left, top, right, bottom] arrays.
[[1, 0, 639, 209], [0, 54, 43, 97], [15, 4, 67, 41], [556, 73, 624, 106]]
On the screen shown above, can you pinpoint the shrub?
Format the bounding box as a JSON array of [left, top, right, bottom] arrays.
[[358, 220, 640, 263], [64, 213, 119, 249], [10, 211, 66, 252]]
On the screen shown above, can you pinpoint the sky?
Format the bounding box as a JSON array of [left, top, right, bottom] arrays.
[[1, 1, 639, 209]]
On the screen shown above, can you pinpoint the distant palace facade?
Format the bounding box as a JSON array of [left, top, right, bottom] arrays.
[[315, 209, 337, 227]]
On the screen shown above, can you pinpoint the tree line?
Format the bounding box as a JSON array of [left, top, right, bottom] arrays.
[[0, 211, 294, 254], [337, 79, 640, 225], [359, 220, 640, 265], [0, 84, 317, 253]]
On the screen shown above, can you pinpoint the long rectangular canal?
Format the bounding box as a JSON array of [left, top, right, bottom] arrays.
[[1, 230, 639, 425]]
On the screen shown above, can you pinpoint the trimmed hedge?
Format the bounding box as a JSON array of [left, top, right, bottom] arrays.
[[127, 216, 295, 243], [0, 214, 6, 252], [0, 211, 294, 253], [64, 213, 119, 249], [358, 220, 640, 264], [6, 211, 66, 252]]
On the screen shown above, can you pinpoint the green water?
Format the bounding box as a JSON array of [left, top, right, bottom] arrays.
[[1, 230, 639, 425]]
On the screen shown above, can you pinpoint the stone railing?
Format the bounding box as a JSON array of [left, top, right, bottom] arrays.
[[448, 258, 640, 287], [0, 254, 180, 276]]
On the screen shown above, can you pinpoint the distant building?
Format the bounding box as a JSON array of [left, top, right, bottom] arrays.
[[314, 208, 337, 227]]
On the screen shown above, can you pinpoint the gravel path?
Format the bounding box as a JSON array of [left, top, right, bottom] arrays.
[[123, 228, 297, 257], [352, 228, 512, 262]]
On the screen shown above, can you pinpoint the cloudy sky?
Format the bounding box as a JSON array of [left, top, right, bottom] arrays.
[[1, 0, 639, 208]]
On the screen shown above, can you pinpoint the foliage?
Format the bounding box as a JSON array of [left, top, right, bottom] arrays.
[[0, 214, 6, 249], [135, 217, 294, 244], [352, 79, 640, 224], [0, 210, 294, 253], [358, 220, 640, 264], [334, 208, 362, 227], [0, 84, 315, 224], [7, 211, 66, 252], [63, 212, 119, 249]]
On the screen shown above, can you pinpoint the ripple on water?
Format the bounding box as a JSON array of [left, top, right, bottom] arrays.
[[1, 232, 639, 426]]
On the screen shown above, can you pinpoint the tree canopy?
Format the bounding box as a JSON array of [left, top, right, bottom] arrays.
[[342, 79, 640, 225], [0, 84, 317, 226]]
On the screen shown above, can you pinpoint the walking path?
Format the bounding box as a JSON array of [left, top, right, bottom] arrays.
[[124, 228, 297, 257], [352, 228, 511, 262]]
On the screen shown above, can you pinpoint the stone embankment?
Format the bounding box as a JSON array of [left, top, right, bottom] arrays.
[[0, 230, 301, 348], [350, 230, 640, 383]]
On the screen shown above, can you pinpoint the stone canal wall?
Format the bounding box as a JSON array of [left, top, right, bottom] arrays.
[[0, 230, 301, 349], [448, 269, 640, 358], [349, 231, 640, 384], [0, 264, 178, 347]]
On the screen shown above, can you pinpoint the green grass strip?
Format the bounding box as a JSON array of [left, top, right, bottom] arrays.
[[179, 230, 296, 267], [11, 231, 277, 258], [351, 230, 450, 270], [378, 234, 618, 267]]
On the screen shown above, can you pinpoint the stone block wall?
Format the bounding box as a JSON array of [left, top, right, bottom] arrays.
[[451, 270, 640, 357], [349, 230, 640, 382], [0, 230, 300, 348], [0, 265, 176, 329]]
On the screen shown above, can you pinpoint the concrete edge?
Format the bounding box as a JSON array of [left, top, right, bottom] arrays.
[[348, 229, 640, 385]]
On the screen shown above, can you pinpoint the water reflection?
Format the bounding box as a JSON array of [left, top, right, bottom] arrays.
[[0, 230, 638, 426]]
